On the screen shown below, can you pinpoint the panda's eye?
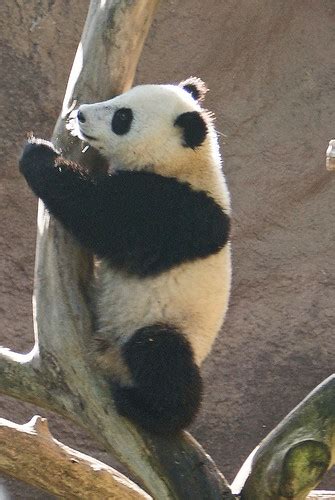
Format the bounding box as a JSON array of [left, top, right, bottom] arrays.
[[112, 108, 133, 135]]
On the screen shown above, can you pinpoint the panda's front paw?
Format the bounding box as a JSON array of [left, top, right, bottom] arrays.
[[19, 136, 60, 176]]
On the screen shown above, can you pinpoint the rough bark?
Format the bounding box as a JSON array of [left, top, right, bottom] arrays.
[[232, 375, 335, 499], [0, 416, 151, 499]]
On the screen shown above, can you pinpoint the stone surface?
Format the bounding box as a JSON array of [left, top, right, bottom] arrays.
[[0, 0, 334, 497]]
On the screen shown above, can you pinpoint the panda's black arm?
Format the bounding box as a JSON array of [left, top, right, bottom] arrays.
[[19, 139, 109, 252], [20, 139, 230, 276]]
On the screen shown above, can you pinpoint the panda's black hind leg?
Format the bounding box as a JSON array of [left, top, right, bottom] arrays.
[[113, 324, 203, 435]]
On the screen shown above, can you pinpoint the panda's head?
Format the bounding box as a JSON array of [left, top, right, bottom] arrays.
[[74, 78, 217, 175]]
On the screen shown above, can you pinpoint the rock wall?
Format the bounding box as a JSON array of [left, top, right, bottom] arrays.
[[0, 0, 334, 496]]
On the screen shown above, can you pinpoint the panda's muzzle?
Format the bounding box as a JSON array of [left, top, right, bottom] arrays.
[[80, 130, 97, 141], [76, 108, 97, 141]]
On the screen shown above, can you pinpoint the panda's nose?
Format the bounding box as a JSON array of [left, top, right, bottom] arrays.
[[77, 109, 86, 123]]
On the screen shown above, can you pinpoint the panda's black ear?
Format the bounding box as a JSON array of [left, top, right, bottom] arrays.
[[174, 111, 208, 149], [179, 77, 208, 102]]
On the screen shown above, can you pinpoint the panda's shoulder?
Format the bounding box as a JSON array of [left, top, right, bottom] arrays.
[[107, 170, 220, 212], [98, 169, 230, 275]]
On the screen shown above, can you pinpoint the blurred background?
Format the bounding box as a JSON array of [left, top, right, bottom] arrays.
[[0, 0, 334, 496]]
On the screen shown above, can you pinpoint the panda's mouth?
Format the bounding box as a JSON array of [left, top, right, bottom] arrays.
[[66, 113, 98, 143], [80, 131, 97, 141]]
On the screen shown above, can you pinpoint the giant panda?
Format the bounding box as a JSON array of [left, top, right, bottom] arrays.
[[19, 78, 231, 435]]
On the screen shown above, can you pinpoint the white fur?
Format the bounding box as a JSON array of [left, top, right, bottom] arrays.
[[96, 248, 231, 366], [77, 83, 231, 377]]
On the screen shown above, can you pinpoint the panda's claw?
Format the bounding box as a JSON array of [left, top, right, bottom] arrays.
[[19, 138, 59, 173]]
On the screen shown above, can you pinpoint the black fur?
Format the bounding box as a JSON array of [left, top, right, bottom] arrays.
[[112, 108, 133, 135], [174, 111, 208, 149], [19, 138, 230, 277], [113, 324, 203, 434], [179, 77, 208, 102]]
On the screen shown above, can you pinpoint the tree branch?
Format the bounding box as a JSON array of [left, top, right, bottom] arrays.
[[0, 347, 56, 409], [326, 139, 335, 171], [0, 415, 151, 499], [232, 375, 335, 499]]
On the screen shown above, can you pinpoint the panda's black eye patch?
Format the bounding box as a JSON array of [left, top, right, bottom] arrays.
[[112, 108, 133, 135]]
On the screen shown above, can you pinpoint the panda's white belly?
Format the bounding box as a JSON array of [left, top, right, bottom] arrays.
[[94, 245, 231, 365]]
